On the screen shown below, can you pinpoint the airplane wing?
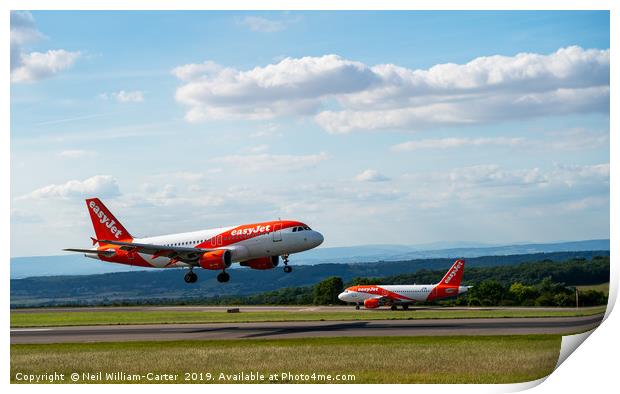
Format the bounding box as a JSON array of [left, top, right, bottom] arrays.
[[82, 239, 214, 265]]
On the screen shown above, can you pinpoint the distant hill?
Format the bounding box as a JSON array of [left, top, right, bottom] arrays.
[[10, 250, 609, 307], [10, 239, 610, 279], [295, 239, 611, 264]]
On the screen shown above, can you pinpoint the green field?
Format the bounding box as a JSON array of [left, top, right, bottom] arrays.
[[577, 283, 609, 295], [10, 335, 561, 384], [11, 306, 607, 328]]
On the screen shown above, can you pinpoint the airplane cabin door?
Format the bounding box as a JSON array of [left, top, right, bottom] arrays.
[[273, 223, 282, 242]]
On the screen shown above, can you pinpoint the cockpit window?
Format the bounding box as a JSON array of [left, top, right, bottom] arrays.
[[303, 226, 311, 230], [292, 227, 297, 232]]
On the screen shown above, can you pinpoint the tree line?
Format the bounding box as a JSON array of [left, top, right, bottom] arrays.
[[24, 256, 606, 308]]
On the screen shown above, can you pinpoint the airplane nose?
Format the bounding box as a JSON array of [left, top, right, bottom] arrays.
[[338, 292, 347, 301], [313, 231, 324, 246]]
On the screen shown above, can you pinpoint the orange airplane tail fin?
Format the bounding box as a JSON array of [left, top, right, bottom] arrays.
[[85, 198, 133, 241], [438, 259, 465, 287]]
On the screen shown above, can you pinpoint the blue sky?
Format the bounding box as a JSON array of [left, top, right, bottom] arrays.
[[10, 11, 610, 256]]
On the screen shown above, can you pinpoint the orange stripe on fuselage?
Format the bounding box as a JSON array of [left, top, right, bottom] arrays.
[[348, 285, 414, 301], [198, 220, 305, 248]]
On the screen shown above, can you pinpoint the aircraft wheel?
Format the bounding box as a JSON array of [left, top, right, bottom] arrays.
[[402, 304, 409, 310], [217, 272, 230, 283], [283, 265, 293, 273], [184, 272, 196, 284], [355, 305, 360, 310], [390, 305, 397, 311]]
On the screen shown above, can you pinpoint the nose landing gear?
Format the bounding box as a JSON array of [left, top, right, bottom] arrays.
[[184, 270, 198, 284], [282, 254, 292, 273]]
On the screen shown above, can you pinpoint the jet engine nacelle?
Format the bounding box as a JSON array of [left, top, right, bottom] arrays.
[[199, 249, 232, 270], [364, 298, 380, 309], [240, 256, 279, 270]]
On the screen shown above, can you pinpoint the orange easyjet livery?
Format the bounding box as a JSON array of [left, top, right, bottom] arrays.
[[338, 259, 470, 310], [64, 198, 324, 283]]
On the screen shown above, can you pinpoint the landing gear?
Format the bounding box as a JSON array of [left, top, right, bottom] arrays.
[[390, 304, 398, 311], [217, 271, 230, 283], [402, 304, 409, 311], [184, 270, 198, 284], [355, 304, 360, 310], [282, 254, 292, 273]]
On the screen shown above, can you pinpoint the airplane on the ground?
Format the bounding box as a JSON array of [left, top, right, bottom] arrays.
[[64, 198, 324, 283], [338, 259, 470, 310]]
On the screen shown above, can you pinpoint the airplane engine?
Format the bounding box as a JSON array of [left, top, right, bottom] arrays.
[[364, 298, 380, 309], [239, 256, 279, 270], [199, 249, 232, 270]]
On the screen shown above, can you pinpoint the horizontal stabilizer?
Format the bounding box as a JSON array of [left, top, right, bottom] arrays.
[[63, 248, 115, 257]]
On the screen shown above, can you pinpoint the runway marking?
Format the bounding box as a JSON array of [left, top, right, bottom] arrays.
[[10, 328, 53, 332]]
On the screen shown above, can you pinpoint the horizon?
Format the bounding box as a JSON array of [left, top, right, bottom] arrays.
[[11, 237, 610, 259], [11, 11, 610, 257]]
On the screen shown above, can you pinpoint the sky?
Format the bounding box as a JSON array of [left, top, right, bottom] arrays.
[[10, 11, 610, 257]]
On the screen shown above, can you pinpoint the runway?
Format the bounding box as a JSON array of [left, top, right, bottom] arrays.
[[11, 305, 603, 313], [10, 314, 603, 344]]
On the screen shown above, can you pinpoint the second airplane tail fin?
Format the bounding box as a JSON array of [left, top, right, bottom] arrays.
[[438, 259, 465, 287], [85, 198, 133, 241]]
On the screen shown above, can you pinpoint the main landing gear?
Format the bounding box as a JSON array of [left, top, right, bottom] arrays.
[[184, 270, 198, 284], [355, 304, 360, 310], [388, 304, 410, 311], [282, 254, 293, 273], [217, 271, 230, 283]]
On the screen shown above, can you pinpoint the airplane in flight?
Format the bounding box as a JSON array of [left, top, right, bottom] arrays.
[[338, 259, 470, 310], [64, 198, 324, 283]]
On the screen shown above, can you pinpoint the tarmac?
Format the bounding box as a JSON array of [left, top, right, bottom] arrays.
[[11, 305, 604, 313], [10, 314, 603, 344]]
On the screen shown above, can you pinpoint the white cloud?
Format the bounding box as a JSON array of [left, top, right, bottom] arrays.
[[355, 169, 391, 182], [392, 129, 608, 152], [115, 90, 144, 102], [11, 49, 81, 83], [239, 16, 286, 32], [553, 163, 609, 187], [212, 152, 328, 172], [20, 175, 121, 200], [100, 90, 145, 103], [392, 137, 524, 151], [172, 46, 609, 132], [10, 11, 43, 46], [173, 55, 378, 122], [171, 61, 223, 81], [315, 85, 609, 133], [402, 162, 609, 212], [444, 165, 548, 188], [59, 150, 96, 159], [11, 11, 80, 83]]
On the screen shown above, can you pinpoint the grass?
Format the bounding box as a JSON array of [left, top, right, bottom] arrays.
[[10, 335, 561, 384], [11, 306, 606, 328], [577, 283, 609, 295]]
